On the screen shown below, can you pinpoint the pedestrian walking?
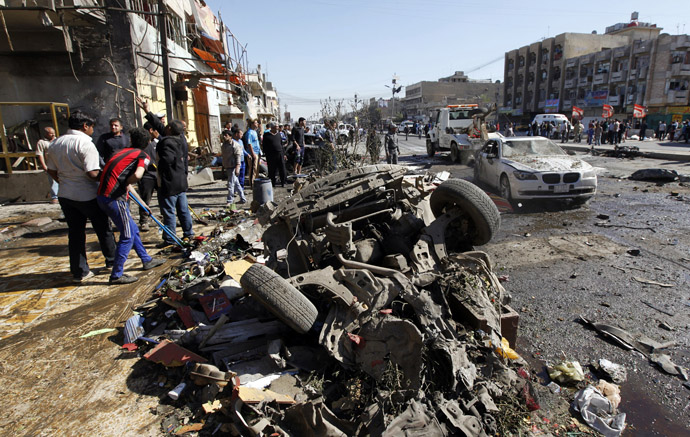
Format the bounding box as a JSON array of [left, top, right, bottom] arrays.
[[222, 127, 246, 204], [594, 122, 602, 147], [44, 111, 116, 282], [97, 127, 164, 284]]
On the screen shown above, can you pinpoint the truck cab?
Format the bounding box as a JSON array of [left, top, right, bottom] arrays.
[[427, 104, 488, 164]]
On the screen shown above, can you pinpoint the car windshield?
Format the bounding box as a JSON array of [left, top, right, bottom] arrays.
[[449, 110, 472, 120], [502, 139, 567, 157]]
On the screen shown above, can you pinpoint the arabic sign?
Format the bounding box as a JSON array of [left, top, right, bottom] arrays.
[[584, 90, 609, 107], [544, 99, 559, 113]]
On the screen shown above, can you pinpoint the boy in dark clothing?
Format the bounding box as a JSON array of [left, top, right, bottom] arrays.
[[97, 127, 164, 284]]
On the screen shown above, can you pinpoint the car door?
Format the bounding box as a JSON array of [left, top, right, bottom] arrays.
[[476, 140, 499, 185], [484, 140, 502, 189]]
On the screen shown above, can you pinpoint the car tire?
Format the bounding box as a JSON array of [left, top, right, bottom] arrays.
[[240, 264, 318, 334], [426, 139, 436, 157], [499, 174, 512, 202], [430, 179, 500, 246], [450, 142, 460, 163]]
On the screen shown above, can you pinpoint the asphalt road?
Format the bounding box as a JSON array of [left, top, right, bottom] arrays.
[[414, 151, 690, 436]]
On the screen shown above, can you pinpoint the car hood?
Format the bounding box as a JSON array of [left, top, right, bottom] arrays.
[[504, 155, 593, 172]]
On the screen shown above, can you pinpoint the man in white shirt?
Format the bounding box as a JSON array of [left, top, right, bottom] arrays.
[[35, 126, 58, 203], [45, 111, 116, 283]]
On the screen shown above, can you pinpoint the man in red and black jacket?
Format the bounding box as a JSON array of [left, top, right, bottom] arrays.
[[97, 127, 164, 284]]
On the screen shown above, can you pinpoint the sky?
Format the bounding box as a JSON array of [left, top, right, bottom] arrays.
[[207, 0, 687, 120]]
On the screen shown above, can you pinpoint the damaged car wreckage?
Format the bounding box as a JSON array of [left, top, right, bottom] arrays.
[[127, 164, 545, 436]]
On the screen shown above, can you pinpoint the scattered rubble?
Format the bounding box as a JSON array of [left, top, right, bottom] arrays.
[[115, 165, 580, 435]]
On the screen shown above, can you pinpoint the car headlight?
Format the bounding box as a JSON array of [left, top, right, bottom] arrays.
[[583, 170, 597, 179], [513, 170, 538, 180]]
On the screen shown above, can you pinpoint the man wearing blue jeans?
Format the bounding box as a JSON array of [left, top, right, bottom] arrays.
[[97, 127, 164, 284], [156, 120, 194, 246]]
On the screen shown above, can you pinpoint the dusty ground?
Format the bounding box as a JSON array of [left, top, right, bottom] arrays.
[[0, 154, 688, 436]]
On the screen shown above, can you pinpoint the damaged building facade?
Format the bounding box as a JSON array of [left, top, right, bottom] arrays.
[[0, 0, 280, 200]]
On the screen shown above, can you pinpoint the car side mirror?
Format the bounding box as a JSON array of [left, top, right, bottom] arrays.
[[487, 153, 497, 159]]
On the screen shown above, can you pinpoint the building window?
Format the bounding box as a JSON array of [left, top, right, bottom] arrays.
[[517, 74, 524, 84], [166, 11, 186, 50], [542, 49, 549, 64], [577, 88, 585, 99], [549, 91, 559, 100], [506, 94, 512, 106], [528, 72, 535, 84], [519, 56, 525, 67], [554, 44, 563, 61], [130, 0, 159, 27], [516, 93, 522, 104], [596, 62, 610, 74], [668, 80, 689, 91], [553, 67, 561, 80], [671, 51, 685, 64], [541, 69, 548, 80], [529, 52, 536, 66], [526, 90, 533, 102], [506, 78, 513, 87], [539, 89, 546, 100], [507, 59, 514, 71]]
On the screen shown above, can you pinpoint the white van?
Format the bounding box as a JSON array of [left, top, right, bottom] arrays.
[[531, 113, 570, 127]]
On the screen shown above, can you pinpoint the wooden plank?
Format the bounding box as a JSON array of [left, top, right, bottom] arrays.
[[237, 387, 295, 404]]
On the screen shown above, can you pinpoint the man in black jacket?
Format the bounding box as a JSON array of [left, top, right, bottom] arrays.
[[262, 122, 286, 187], [156, 120, 194, 246]]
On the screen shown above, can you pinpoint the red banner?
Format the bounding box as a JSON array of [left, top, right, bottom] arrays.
[[633, 104, 647, 118], [602, 104, 613, 119], [572, 106, 584, 119]]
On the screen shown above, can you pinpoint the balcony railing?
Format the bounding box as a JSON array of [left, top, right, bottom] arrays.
[[628, 69, 637, 80], [637, 67, 648, 79], [627, 94, 635, 104], [593, 73, 609, 84], [578, 77, 590, 86], [610, 71, 625, 82], [564, 78, 576, 88], [613, 47, 630, 58], [608, 95, 620, 105]]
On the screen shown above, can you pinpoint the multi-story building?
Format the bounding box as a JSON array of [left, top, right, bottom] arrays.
[[0, 0, 282, 198], [502, 13, 690, 126], [401, 71, 501, 122]]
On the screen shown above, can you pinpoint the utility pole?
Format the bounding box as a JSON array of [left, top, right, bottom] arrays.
[[157, 0, 174, 120]]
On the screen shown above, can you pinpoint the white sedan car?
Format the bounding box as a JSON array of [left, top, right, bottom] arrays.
[[474, 136, 597, 204]]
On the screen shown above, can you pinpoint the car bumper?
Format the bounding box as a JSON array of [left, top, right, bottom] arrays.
[[511, 175, 597, 200]]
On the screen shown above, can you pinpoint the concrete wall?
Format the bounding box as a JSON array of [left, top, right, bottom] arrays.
[[0, 171, 50, 202]]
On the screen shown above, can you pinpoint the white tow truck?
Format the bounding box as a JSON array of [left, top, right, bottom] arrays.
[[426, 104, 498, 165]]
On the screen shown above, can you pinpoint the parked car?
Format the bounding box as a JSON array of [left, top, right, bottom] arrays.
[[398, 120, 415, 134], [474, 136, 597, 204]]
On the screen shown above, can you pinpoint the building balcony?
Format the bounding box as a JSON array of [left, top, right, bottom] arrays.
[[593, 73, 609, 85], [595, 51, 610, 61], [552, 79, 562, 88], [582, 54, 594, 64], [637, 67, 648, 79], [668, 90, 690, 102], [538, 100, 546, 108], [578, 77, 590, 86], [566, 58, 578, 68], [610, 71, 625, 82], [562, 99, 572, 108], [670, 36, 690, 51], [628, 69, 637, 80], [608, 95, 621, 105], [627, 94, 636, 104], [671, 63, 690, 76], [633, 41, 651, 54], [564, 78, 576, 88], [613, 47, 630, 58]]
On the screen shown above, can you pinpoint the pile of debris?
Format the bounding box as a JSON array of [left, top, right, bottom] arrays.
[[123, 165, 565, 436]]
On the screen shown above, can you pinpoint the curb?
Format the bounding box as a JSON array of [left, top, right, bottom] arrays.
[[561, 145, 690, 162]]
